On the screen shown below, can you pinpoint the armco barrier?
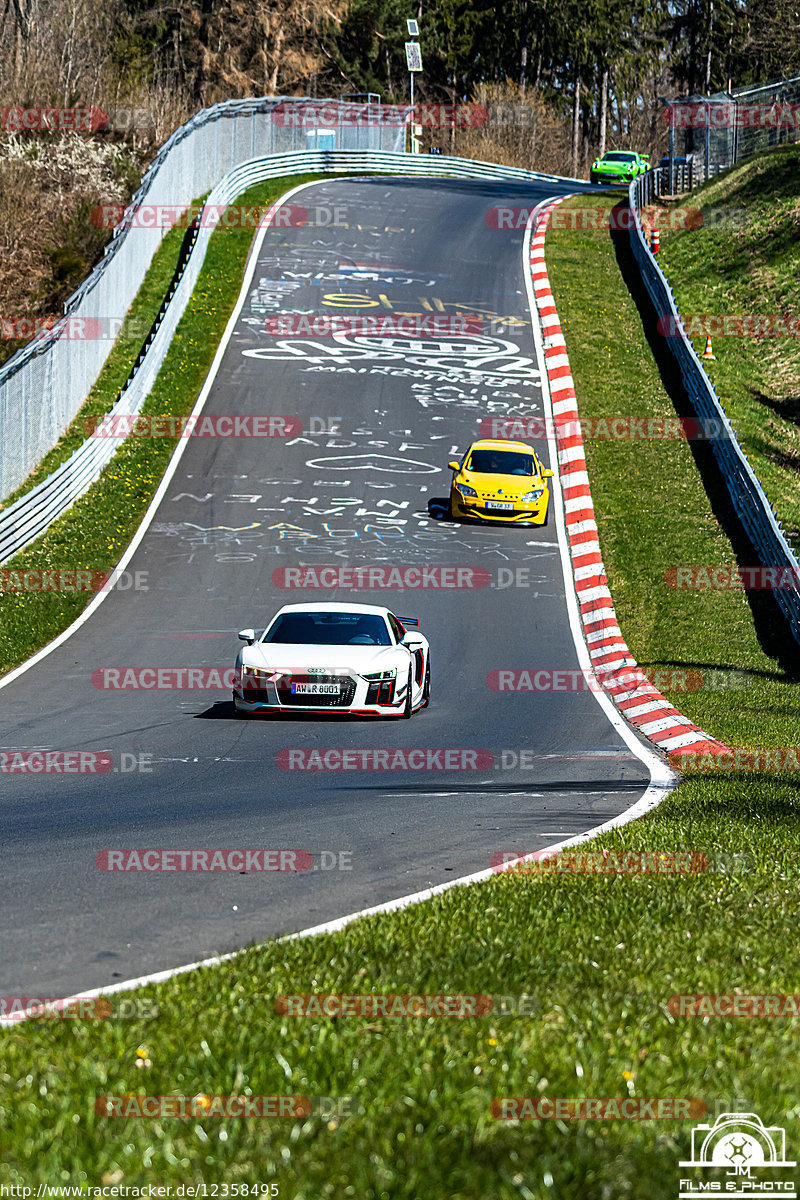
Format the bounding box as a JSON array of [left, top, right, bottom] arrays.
[[0, 99, 406, 503], [0, 148, 580, 563], [629, 173, 800, 647]]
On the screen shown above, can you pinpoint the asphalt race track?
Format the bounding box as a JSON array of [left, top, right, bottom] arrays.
[[0, 176, 655, 997]]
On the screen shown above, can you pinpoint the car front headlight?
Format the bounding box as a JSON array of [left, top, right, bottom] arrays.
[[520, 489, 545, 502], [456, 482, 477, 498], [363, 670, 396, 681]]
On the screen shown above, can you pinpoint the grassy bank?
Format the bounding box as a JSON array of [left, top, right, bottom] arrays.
[[2, 188, 800, 1195], [655, 144, 800, 552]]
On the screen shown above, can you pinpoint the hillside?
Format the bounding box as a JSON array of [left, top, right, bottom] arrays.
[[656, 144, 800, 551]]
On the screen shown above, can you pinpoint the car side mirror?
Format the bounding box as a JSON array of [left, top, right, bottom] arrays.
[[401, 633, 424, 648], [238, 628, 256, 644], [542, 468, 554, 478], [447, 460, 459, 472]]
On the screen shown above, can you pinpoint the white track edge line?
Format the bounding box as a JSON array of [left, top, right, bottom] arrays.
[[0, 186, 677, 1027], [0, 179, 322, 694]]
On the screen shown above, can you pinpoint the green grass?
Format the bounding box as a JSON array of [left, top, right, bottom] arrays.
[[1, 787, 800, 1197], [0, 174, 331, 676], [655, 144, 800, 551], [4, 176, 800, 1196]]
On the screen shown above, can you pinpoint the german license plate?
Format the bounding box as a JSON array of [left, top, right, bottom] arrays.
[[486, 501, 513, 511], [291, 682, 340, 695]]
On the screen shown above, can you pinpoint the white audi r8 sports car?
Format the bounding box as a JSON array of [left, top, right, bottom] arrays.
[[232, 602, 431, 718]]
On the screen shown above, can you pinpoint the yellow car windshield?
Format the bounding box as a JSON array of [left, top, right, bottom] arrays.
[[467, 450, 536, 476]]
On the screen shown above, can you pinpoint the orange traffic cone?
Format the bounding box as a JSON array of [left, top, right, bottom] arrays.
[[651, 227, 660, 254], [702, 335, 716, 360]]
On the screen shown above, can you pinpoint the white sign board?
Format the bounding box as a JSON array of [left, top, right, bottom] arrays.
[[405, 42, 423, 72]]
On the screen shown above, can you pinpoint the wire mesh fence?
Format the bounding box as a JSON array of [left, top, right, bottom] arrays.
[[0, 99, 406, 501], [660, 74, 800, 185]]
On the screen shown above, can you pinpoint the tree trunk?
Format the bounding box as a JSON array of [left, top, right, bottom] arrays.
[[598, 65, 608, 156], [704, 0, 714, 91], [268, 27, 285, 95], [519, 2, 529, 96], [194, 0, 215, 107], [571, 73, 581, 176]]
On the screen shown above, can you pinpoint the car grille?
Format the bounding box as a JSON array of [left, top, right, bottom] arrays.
[[463, 502, 531, 516], [276, 673, 356, 708]]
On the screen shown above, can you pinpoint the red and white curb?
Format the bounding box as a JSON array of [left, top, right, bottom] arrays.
[[530, 198, 728, 760]]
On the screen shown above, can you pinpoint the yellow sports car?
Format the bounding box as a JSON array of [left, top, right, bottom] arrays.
[[448, 438, 554, 525]]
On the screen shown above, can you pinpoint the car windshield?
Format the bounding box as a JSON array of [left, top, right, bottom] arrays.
[[263, 612, 392, 646], [603, 153, 637, 162], [467, 449, 536, 476]]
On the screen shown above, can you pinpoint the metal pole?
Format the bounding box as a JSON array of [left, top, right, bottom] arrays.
[[410, 72, 417, 153]]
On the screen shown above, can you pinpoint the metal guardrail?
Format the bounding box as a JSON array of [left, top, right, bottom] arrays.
[[0, 148, 579, 564], [0, 99, 407, 502], [629, 172, 800, 646], [654, 162, 694, 196]]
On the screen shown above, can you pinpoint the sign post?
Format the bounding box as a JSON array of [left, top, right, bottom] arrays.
[[405, 22, 422, 154]]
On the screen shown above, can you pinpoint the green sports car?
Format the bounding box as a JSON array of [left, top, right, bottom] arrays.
[[590, 150, 650, 185]]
